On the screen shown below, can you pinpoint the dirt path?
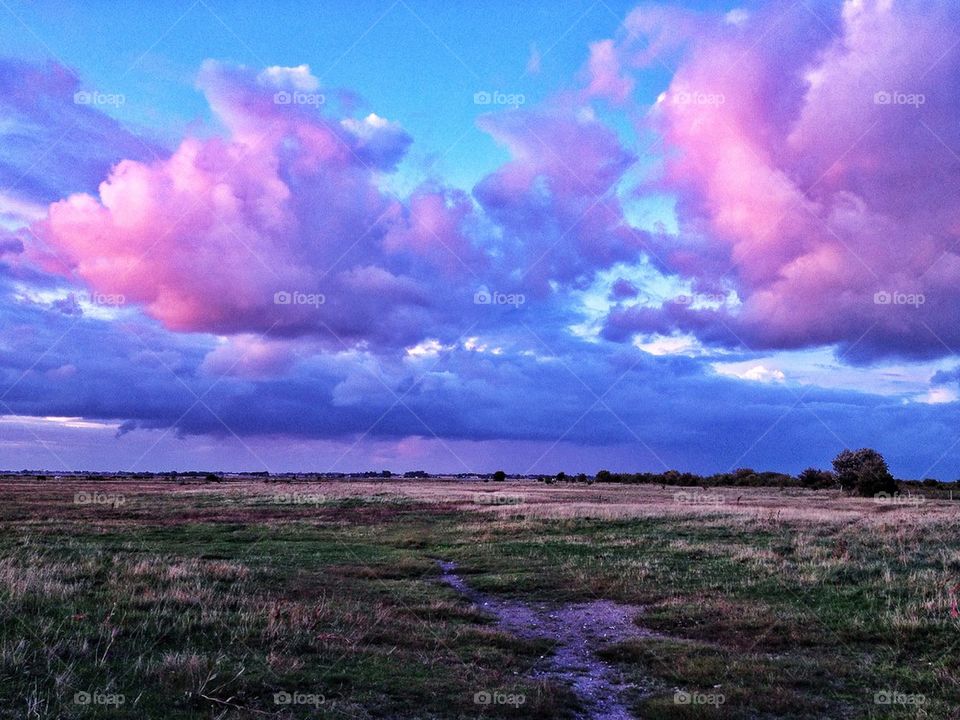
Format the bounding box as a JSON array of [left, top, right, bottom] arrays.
[[437, 560, 651, 719]]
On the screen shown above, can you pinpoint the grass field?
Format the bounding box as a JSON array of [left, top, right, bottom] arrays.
[[1, 477, 958, 719]]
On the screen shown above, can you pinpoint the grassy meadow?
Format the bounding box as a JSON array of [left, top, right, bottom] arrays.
[[1, 477, 958, 718]]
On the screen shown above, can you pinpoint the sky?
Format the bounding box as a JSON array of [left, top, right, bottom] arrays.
[[1, 0, 960, 478]]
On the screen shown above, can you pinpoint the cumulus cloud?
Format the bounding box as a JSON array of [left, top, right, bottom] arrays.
[[340, 113, 412, 170], [25, 62, 449, 348], [23, 63, 652, 355], [258, 64, 319, 92], [593, 0, 960, 362], [382, 187, 482, 273], [474, 106, 645, 292]]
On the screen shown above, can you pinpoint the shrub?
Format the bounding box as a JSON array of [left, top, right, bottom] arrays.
[[493, 470, 506, 482]]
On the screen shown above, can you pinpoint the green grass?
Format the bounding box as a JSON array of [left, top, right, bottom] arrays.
[[1, 481, 958, 718]]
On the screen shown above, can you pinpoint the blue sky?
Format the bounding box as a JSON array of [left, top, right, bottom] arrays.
[[0, 0, 702, 187], [2, 0, 960, 477]]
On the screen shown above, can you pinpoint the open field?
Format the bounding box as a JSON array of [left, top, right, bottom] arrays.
[[1, 477, 958, 719]]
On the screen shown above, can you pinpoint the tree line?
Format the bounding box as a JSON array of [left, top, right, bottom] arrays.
[[493, 448, 945, 497]]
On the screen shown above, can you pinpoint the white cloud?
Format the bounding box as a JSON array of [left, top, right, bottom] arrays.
[[258, 64, 319, 91], [406, 338, 451, 358], [0, 415, 119, 431], [714, 362, 785, 383], [724, 8, 750, 26], [635, 333, 705, 357], [341, 113, 398, 139], [915, 386, 958, 405]]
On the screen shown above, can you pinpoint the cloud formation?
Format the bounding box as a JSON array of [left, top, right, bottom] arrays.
[[4, 1, 960, 477], [27, 62, 438, 348], [0, 58, 162, 205], [26, 60, 647, 353], [595, 0, 960, 361]]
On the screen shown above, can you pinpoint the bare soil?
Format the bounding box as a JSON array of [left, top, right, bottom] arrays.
[[438, 560, 653, 719]]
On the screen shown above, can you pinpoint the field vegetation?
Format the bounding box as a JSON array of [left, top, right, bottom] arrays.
[[1, 476, 957, 718]]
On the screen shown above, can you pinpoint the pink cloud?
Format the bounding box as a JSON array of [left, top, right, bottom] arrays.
[[27, 62, 447, 347], [473, 107, 644, 291], [201, 335, 301, 378], [602, 0, 960, 360], [22, 58, 658, 359], [383, 188, 481, 273], [584, 39, 634, 105]]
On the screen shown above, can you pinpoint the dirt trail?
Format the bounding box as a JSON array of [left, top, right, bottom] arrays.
[[438, 560, 651, 719]]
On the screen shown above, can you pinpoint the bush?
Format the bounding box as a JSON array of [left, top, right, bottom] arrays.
[[493, 470, 506, 482], [832, 448, 897, 497]]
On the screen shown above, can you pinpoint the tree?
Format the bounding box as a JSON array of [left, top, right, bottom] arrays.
[[596, 469, 612, 483], [556, 471, 567, 483], [798, 467, 836, 489], [493, 470, 506, 482], [832, 448, 897, 497]]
